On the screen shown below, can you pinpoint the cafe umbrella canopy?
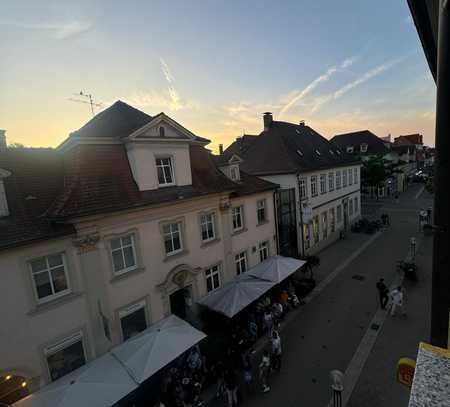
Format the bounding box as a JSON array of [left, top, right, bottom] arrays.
[[12, 353, 138, 407], [247, 255, 306, 283], [197, 273, 276, 318], [111, 314, 206, 384], [13, 315, 206, 407]]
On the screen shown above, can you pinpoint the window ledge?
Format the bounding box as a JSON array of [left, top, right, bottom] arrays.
[[163, 249, 189, 262], [110, 267, 145, 284], [256, 220, 270, 227], [232, 227, 248, 237], [200, 237, 221, 248], [28, 292, 83, 316]]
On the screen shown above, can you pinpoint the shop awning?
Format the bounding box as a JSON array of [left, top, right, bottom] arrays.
[[197, 274, 276, 318], [111, 314, 206, 384], [13, 353, 137, 407], [247, 255, 306, 283]]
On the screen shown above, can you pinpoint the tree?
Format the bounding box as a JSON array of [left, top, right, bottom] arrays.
[[361, 156, 390, 199]]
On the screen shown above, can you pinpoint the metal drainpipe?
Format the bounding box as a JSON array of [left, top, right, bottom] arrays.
[[297, 174, 306, 258], [430, 0, 450, 349], [273, 189, 280, 255]]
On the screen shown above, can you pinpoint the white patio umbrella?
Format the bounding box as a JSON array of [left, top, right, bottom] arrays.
[[248, 255, 306, 283], [111, 314, 206, 384], [12, 353, 137, 407], [197, 274, 276, 318]]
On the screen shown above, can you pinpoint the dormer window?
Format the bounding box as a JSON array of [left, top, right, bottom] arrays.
[[230, 165, 240, 181], [360, 143, 368, 153], [346, 146, 354, 153], [156, 157, 174, 186], [159, 126, 165, 137]]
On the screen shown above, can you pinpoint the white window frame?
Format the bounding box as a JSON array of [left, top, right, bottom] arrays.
[[119, 299, 148, 341], [328, 172, 334, 191], [235, 251, 247, 275], [163, 222, 183, 255], [109, 234, 138, 276], [232, 205, 244, 231], [257, 199, 267, 224], [349, 168, 353, 185], [200, 213, 216, 242], [349, 199, 354, 215], [354, 167, 358, 184], [336, 171, 341, 189], [258, 241, 269, 262], [230, 166, 239, 181], [311, 176, 318, 197], [299, 177, 307, 199], [156, 156, 175, 186], [343, 170, 348, 187], [205, 264, 221, 293], [320, 174, 327, 194], [29, 253, 71, 304], [347, 146, 354, 153], [44, 331, 86, 382], [360, 143, 368, 153]]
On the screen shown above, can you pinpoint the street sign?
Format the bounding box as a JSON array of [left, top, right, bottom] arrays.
[[397, 357, 416, 387]]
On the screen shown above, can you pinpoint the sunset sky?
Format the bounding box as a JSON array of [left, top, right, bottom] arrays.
[[0, 0, 436, 151]]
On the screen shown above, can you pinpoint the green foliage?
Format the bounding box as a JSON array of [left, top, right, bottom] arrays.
[[361, 156, 390, 189]]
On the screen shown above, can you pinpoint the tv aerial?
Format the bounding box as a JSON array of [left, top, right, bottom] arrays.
[[68, 91, 103, 116]]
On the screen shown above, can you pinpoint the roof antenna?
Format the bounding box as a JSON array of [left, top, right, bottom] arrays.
[[68, 91, 103, 116]]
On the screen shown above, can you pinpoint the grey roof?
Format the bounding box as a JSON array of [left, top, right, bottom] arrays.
[[331, 130, 390, 155], [223, 121, 358, 175], [68, 100, 210, 143], [70, 100, 153, 139]]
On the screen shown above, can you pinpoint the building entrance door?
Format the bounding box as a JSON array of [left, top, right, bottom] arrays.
[[343, 201, 349, 231], [169, 286, 192, 320]]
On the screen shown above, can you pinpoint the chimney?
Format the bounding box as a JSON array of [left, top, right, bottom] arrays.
[[0, 130, 6, 150], [263, 112, 273, 131], [299, 120, 305, 126], [219, 144, 224, 155]]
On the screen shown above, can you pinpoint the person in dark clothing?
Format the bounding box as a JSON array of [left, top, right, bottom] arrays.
[[376, 278, 389, 309], [224, 369, 239, 407]]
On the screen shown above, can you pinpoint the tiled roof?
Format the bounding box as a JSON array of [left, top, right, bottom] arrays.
[[331, 130, 390, 155], [223, 121, 357, 175], [47, 144, 277, 219], [0, 148, 75, 251], [223, 135, 258, 159], [67, 101, 210, 144], [70, 100, 153, 139], [395, 134, 423, 145]]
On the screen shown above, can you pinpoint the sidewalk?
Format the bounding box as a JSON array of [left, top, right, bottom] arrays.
[[202, 219, 385, 406]]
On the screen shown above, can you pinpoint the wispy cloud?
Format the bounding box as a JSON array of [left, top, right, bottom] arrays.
[[311, 57, 404, 112], [0, 20, 92, 39], [159, 58, 189, 111], [279, 56, 357, 117]]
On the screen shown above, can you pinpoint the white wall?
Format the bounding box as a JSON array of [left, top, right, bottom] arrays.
[[126, 142, 192, 191], [0, 189, 276, 390], [0, 238, 93, 388], [262, 165, 361, 255]]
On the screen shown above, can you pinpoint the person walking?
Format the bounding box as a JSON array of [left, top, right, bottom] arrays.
[[224, 368, 238, 407], [330, 369, 344, 407], [271, 331, 282, 371], [258, 350, 271, 393], [389, 286, 405, 316], [376, 278, 389, 309], [242, 353, 253, 393]]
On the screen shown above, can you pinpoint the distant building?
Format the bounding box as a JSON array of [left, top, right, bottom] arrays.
[[222, 113, 361, 257], [394, 133, 425, 169]]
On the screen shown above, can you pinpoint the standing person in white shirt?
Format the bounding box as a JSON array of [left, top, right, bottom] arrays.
[[271, 331, 282, 371], [330, 369, 344, 407], [389, 286, 405, 316]]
